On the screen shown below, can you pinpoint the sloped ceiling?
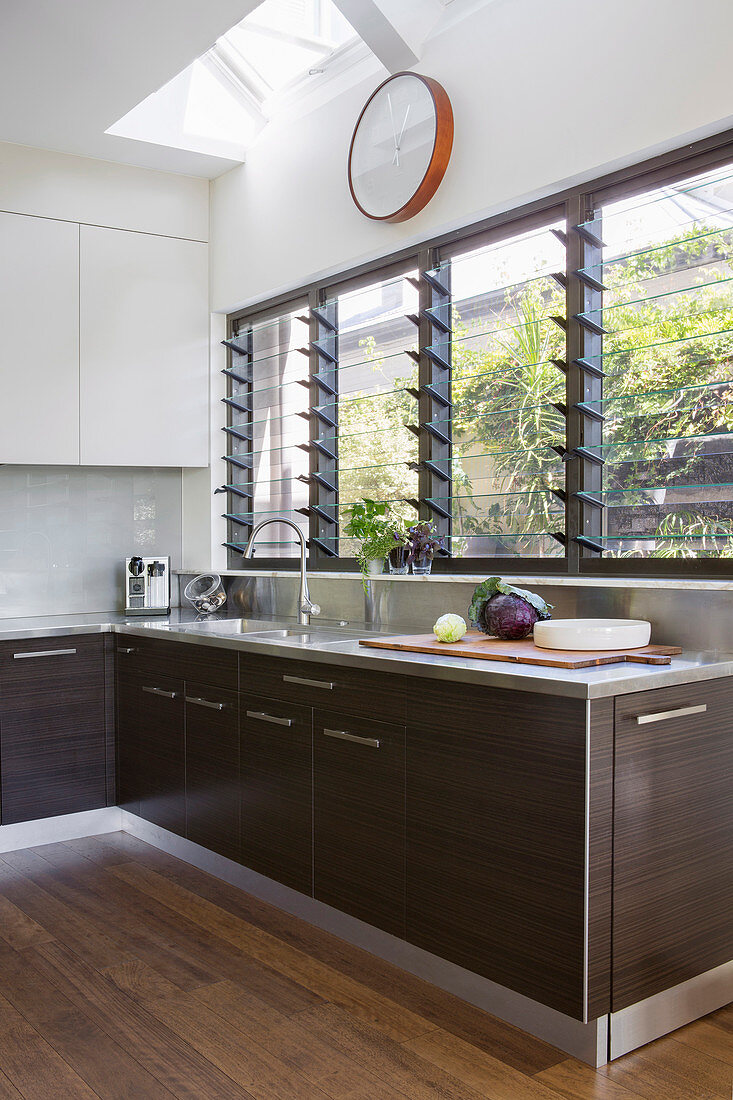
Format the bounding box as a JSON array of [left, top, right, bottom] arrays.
[[0, 0, 259, 177]]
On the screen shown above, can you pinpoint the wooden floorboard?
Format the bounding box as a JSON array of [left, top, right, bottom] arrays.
[[0, 831, 725, 1099]]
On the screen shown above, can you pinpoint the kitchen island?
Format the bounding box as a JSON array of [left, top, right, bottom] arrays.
[[0, 609, 730, 1067]]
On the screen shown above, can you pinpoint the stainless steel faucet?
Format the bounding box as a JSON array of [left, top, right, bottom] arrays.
[[242, 518, 321, 625]]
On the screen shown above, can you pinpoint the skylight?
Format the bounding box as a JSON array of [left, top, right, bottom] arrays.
[[220, 0, 356, 96]]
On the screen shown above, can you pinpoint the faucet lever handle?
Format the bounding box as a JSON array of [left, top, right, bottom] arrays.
[[302, 601, 321, 616]]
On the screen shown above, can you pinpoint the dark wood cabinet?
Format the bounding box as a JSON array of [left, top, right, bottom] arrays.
[[240, 692, 313, 895], [115, 644, 141, 816], [185, 683, 239, 862], [612, 679, 733, 1011], [135, 675, 185, 837], [0, 635, 108, 824], [313, 710, 405, 938], [404, 677, 592, 1020], [240, 652, 407, 723]]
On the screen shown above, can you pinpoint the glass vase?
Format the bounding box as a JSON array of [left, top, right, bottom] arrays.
[[411, 551, 433, 575], [387, 546, 409, 574]]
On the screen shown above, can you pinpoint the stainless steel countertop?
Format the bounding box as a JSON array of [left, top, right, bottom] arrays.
[[1, 610, 732, 699]]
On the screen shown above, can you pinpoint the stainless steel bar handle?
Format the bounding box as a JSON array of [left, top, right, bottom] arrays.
[[283, 675, 334, 690], [246, 710, 293, 727], [323, 728, 380, 748], [13, 648, 77, 660], [117, 647, 137, 654], [635, 703, 707, 725], [186, 696, 225, 711], [142, 686, 178, 700]]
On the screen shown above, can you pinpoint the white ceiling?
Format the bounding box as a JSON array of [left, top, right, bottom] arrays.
[[0, 0, 260, 178]]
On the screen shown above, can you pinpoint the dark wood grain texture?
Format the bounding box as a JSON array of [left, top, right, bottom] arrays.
[[115, 635, 238, 693], [0, 635, 107, 824], [359, 631, 681, 668], [613, 678, 733, 1010], [314, 709, 406, 938], [116, 651, 141, 817], [134, 676, 186, 837], [240, 691, 313, 894], [239, 651, 407, 722], [587, 698, 614, 1020], [405, 676, 588, 1019], [185, 683, 240, 863]]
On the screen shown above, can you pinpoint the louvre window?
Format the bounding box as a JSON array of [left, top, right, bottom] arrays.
[[423, 221, 567, 559], [578, 162, 733, 560], [223, 138, 733, 575], [223, 300, 311, 559]]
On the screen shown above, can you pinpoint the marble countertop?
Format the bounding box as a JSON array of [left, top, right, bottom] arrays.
[[1, 610, 732, 699]]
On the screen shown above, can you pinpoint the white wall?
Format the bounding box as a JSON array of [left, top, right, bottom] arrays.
[[0, 140, 209, 240], [210, 0, 733, 313]]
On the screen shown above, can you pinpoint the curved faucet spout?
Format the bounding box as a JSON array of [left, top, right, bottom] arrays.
[[242, 518, 321, 625]]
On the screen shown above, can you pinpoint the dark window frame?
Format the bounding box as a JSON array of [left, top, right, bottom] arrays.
[[225, 126, 733, 577]]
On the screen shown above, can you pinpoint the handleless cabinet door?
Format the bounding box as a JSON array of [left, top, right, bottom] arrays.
[[79, 226, 208, 467], [185, 684, 240, 862], [0, 212, 79, 464]]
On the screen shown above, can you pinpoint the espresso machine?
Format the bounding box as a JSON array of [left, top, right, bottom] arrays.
[[124, 556, 170, 616]]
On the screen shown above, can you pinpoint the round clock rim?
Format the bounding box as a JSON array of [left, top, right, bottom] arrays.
[[347, 72, 454, 224]]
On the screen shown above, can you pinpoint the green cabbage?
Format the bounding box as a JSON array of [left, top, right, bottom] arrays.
[[433, 613, 468, 643]]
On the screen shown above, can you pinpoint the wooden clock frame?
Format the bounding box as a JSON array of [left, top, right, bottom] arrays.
[[347, 72, 454, 223]]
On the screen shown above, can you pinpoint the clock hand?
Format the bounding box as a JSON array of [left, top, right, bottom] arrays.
[[387, 93, 400, 167], [396, 104, 411, 162]]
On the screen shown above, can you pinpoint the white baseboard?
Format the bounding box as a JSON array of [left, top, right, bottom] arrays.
[[120, 810, 608, 1067], [0, 807, 122, 853]]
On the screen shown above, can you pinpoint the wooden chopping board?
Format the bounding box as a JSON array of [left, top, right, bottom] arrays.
[[359, 630, 682, 669]]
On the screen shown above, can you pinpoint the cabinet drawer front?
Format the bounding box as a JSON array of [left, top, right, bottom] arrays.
[[314, 710, 405, 938], [186, 683, 239, 863], [0, 634, 103, 688], [240, 653, 406, 722], [116, 636, 237, 692], [240, 692, 313, 895], [613, 678, 733, 1011]]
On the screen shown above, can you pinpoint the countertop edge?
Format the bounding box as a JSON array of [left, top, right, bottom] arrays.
[[1, 616, 731, 699]]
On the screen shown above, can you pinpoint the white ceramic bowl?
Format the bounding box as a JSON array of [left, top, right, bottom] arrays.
[[533, 618, 651, 651]]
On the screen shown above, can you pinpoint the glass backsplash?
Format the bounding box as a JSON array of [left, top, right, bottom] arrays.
[[0, 466, 182, 618]]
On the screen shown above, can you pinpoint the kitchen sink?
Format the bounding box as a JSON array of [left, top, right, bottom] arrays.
[[167, 619, 365, 646]]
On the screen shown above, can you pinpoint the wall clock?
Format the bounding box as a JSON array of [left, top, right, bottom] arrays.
[[348, 73, 454, 223]]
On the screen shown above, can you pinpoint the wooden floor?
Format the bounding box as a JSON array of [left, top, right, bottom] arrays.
[[0, 834, 728, 1099]]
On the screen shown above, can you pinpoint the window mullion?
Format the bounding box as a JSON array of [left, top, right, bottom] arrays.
[[418, 247, 452, 548], [567, 193, 605, 565], [309, 290, 339, 559]]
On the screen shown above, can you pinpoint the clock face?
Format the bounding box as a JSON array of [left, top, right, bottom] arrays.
[[348, 74, 452, 223]]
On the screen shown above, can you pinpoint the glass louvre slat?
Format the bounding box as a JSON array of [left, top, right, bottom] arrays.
[[579, 300, 733, 341], [580, 272, 733, 321], [231, 309, 308, 343], [579, 225, 733, 284], [424, 308, 564, 342]]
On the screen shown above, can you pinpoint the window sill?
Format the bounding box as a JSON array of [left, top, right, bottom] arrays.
[[176, 569, 733, 592]]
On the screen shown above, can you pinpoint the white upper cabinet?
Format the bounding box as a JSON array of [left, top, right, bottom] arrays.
[[80, 226, 208, 467], [0, 212, 80, 464]]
